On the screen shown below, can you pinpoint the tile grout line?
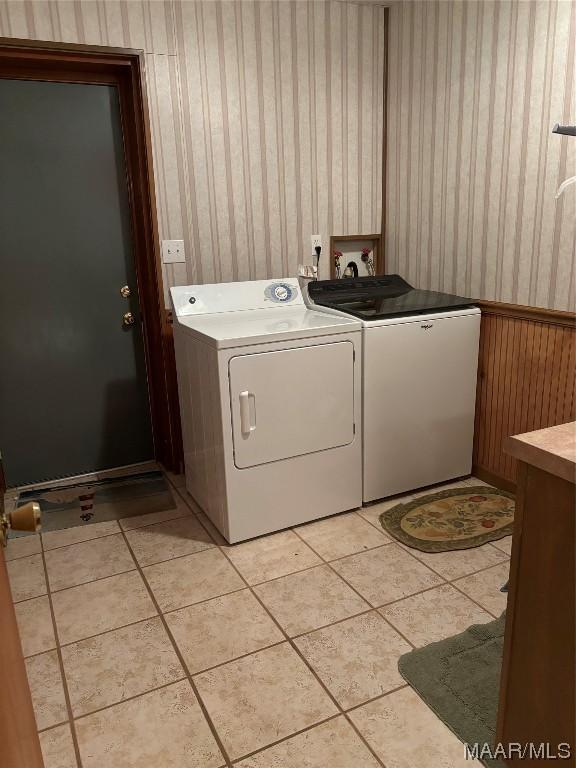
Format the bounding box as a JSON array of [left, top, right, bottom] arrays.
[[3, 540, 42, 563], [11, 474, 507, 766], [38, 536, 85, 768], [116, 526, 234, 768], [228, 713, 344, 765], [344, 682, 410, 716], [69, 676, 188, 723], [175, 482, 509, 595], [182, 510, 390, 768], [42, 529, 121, 552], [46, 565, 138, 596], [290, 528, 419, 653], [227, 563, 390, 767], [129, 540, 216, 568], [169, 476, 508, 754], [31, 524, 504, 649], [449, 580, 501, 620], [287, 526, 437, 651], [21, 585, 248, 659], [174, 477, 508, 639], [313, 544, 507, 644], [37, 718, 70, 735], [168, 474, 508, 760]]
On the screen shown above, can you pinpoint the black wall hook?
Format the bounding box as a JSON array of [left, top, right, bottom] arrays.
[[552, 123, 576, 137]]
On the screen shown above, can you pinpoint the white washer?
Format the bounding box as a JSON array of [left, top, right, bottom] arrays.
[[308, 275, 481, 502], [170, 278, 362, 543]]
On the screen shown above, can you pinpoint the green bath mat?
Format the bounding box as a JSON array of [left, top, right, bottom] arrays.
[[399, 614, 506, 768]]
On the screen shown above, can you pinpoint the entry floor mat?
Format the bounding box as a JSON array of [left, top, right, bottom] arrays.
[[15, 471, 175, 533], [379, 486, 515, 552]]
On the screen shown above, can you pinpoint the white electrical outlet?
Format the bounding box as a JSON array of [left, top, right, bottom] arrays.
[[162, 239, 185, 264], [311, 234, 322, 255]]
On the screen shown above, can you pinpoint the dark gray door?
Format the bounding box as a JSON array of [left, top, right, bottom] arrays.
[[0, 79, 154, 487]]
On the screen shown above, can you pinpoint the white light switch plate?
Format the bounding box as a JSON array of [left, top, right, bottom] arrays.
[[162, 239, 185, 264]]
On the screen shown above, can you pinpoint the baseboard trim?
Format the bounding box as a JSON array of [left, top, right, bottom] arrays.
[[473, 464, 517, 495]]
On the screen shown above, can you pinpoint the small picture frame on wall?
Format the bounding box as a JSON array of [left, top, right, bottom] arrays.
[[329, 234, 383, 279]]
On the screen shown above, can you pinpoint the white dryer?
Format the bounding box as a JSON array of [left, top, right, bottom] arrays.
[[170, 278, 362, 543]]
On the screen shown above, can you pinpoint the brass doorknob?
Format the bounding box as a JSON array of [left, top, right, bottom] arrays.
[[1, 502, 41, 547], [123, 312, 135, 326]]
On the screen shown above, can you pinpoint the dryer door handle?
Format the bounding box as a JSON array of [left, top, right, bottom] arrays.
[[239, 391, 256, 435]]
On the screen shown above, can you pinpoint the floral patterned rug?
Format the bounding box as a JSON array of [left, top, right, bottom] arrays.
[[379, 486, 515, 552]]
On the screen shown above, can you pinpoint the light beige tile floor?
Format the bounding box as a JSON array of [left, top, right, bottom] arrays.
[[25, 650, 68, 731], [15, 594, 56, 657], [254, 564, 369, 636], [42, 521, 121, 551], [401, 541, 509, 580], [61, 617, 185, 716], [52, 571, 157, 645], [5, 532, 42, 561], [75, 680, 224, 768], [8, 474, 509, 767], [45, 533, 135, 591], [165, 589, 284, 674], [331, 543, 444, 606], [142, 547, 245, 612], [7, 552, 46, 601], [224, 529, 322, 585], [119, 491, 192, 531], [235, 716, 381, 768], [453, 560, 510, 617], [294, 611, 411, 708], [194, 643, 337, 759], [295, 512, 391, 561], [39, 723, 77, 768], [124, 513, 214, 566], [379, 584, 493, 647], [491, 535, 513, 555], [349, 686, 483, 767]]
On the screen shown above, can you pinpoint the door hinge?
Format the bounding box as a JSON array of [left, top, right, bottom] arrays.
[[353, 349, 356, 362], [353, 423, 356, 435]]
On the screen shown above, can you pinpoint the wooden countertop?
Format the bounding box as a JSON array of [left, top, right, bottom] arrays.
[[505, 421, 576, 484]]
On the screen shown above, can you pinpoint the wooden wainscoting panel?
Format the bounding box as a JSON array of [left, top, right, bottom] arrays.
[[473, 303, 576, 490]]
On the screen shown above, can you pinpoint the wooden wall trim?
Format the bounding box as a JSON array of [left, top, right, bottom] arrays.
[[476, 300, 576, 328], [473, 303, 576, 493]]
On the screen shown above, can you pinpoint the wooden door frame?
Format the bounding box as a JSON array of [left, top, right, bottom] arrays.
[[0, 37, 182, 474]]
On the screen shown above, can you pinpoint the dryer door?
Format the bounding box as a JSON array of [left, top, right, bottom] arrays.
[[229, 341, 355, 469]]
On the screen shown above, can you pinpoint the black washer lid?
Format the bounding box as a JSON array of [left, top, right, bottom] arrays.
[[309, 274, 476, 319]]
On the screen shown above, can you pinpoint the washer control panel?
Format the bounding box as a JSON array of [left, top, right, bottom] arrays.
[[264, 282, 297, 303]]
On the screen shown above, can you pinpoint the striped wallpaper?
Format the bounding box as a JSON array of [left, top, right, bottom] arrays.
[[386, 0, 576, 312], [0, 0, 386, 303]]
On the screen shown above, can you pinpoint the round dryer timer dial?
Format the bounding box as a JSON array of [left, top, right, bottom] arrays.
[[265, 282, 296, 303]]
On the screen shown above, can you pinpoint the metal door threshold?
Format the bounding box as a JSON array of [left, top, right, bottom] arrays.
[[7, 460, 160, 495]]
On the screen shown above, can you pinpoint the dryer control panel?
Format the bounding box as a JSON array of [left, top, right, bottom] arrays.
[[264, 282, 297, 304]]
